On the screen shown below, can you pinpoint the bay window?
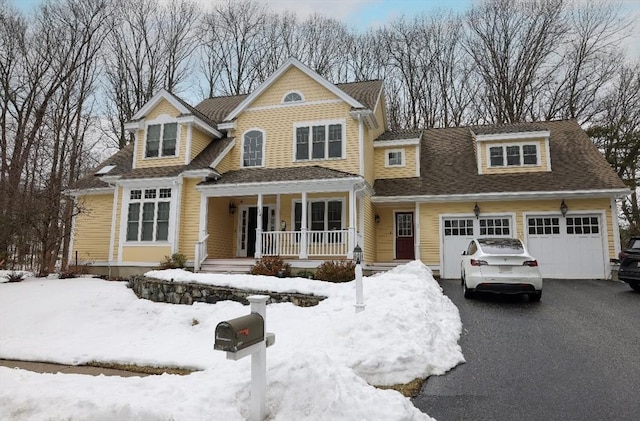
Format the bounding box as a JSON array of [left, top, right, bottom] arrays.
[[126, 188, 171, 242]]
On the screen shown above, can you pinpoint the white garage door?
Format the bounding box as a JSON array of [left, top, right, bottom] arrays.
[[441, 216, 512, 279], [526, 215, 606, 279]]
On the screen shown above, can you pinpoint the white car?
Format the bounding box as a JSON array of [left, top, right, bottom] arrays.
[[460, 238, 543, 301]]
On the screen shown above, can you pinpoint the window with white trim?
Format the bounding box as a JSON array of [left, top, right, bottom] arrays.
[[145, 123, 177, 158], [283, 92, 303, 103], [243, 130, 264, 167], [386, 149, 405, 167], [295, 122, 343, 160], [479, 218, 511, 236], [294, 200, 344, 243], [489, 144, 538, 167], [126, 188, 171, 242]]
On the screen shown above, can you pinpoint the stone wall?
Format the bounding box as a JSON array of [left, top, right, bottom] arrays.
[[129, 276, 326, 307]]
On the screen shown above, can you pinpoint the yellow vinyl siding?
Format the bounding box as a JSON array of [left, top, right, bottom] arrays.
[[178, 178, 202, 261], [72, 194, 113, 262], [250, 67, 340, 107], [111, 188, 123, 261], [374, 146, 417, 179], [121, 246, 172, 262], [362, 197, 376, 262], [135, 99, 184, 169], [190, 127, 211, 162], [364, 95, 388, 185], [207, 197, 235, 259], [480, 139, 548, 174], [374, 206, 415, 261]]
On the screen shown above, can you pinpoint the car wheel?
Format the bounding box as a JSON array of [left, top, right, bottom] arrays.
[[630, 282, 640, 292], [529, 291, 542, 301], [463, 280, 474, 299]]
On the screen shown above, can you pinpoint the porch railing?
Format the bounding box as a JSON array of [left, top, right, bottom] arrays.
[[261, 229, 351, 257], [194, 234, 209, 272]]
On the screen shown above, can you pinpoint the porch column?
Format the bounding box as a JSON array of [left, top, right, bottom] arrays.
[[300, 191, 308, 259], [255, 193, 263, 258], [348, 188, 355, 259], [414, 202, 420, 261], [195, 194, 208, 272]]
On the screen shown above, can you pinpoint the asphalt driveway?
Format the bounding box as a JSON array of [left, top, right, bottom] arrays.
[[413, 278, 639, 421]]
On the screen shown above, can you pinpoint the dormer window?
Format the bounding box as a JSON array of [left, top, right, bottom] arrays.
[[489, 144, 538, 167], [283, 91, 303, 103], [145, 123, 177, 158]]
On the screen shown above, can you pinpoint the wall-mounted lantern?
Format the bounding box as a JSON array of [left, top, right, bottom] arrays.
[[560, 199, 568, 217], [473, 202, 481, 219], [229, 201, 237, 215]]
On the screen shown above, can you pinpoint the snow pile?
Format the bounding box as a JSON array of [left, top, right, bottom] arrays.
[[0, 261, 463, 420]]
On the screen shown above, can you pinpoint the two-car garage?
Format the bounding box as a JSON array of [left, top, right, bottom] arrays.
[[441, 214, 607, 279]]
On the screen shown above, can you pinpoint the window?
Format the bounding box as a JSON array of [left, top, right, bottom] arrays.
[[479, 218, 511, 236], [528, 217, 560, 235], [566, 217, 599, 235], [243, 130, 264, 167], [444, 219, 474, 236], [145, 123, 177, 158], [295, 122, 343, 160], [488, 144, 538, 167], [283, 92, 303, 103], [294, 200, 343, 231], [386, 150, 404, 167], [126, 188, 172, 242]]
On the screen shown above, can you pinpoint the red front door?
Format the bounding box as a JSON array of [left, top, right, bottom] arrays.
[[396, 212, 415, 260]]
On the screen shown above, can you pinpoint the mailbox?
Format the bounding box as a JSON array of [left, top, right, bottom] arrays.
[[214, 313, 265, 353]]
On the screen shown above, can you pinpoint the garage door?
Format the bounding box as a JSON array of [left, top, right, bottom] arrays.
[[526, 215, 606, 279], [441, 216, 512, 279]]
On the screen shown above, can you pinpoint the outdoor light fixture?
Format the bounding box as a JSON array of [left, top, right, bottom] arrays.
[[375, 214, 380, 224], [560, 199, 568, 217], [229, 201, 237, 215], [353, 244, 363, 265], [473, 203, 481, 219]]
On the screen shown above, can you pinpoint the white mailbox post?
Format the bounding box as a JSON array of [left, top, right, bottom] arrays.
[[214, 295, 275, 421]]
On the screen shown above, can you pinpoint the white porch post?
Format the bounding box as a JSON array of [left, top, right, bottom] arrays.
[[348, 188, 355, 259], [195, 193, 208, 272], [255, 193, 263, 258], [300, 191, 308, 259], [414, 202, 420, 261]]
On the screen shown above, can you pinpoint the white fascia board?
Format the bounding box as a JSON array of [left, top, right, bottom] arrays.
[[131, 90, 191, 121], [182, 169, 217, 178], [210, 138, 236, 168], [176, 115, 222, 138], [373, 138, 421, 148], [217, 121, 236, 130], [224, 58, 364, 122], [65, 187, 114, 197], [371, 188, 632, 203], [349, 109, 377, 129], [473, 130, 550, 142], [117, 177, 179, 188], [124, 121, 143, 131], [196, 177, 364, 197]]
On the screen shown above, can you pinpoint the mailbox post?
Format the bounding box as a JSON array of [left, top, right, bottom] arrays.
[[214, 294, 274, 421]]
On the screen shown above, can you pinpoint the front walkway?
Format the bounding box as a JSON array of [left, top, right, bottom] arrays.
[[0, 359, 180, 377]]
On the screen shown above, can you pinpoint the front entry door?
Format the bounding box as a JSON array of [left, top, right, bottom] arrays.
[[246, 206, 270, 257], [396, 212, 415, 260]]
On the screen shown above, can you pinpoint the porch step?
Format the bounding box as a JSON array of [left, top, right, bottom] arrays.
[[199, 259, 255, 274]]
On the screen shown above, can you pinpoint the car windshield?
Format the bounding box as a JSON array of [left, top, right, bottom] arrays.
[[628, 239, 640, 250], [478, 238, 524, 255]]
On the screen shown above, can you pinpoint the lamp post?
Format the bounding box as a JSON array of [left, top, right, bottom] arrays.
[[353, 244, 365, 313]]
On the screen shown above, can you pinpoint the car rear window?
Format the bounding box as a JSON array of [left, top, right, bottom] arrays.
[[478, 238, 524, 255], [629, 239, 640, 250]]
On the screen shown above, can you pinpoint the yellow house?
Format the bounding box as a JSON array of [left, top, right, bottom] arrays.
[[69, 58, 628, 279]]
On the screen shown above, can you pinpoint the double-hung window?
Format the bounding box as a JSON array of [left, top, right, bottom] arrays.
[[489, 144, 538, 167], [386, 149, 404, 167], [294, 200, 344, 242], [145, 123, 177, 158], [243, 130, 264, 167], [295, 122, 343, 160], [126, 188, 171, 242]]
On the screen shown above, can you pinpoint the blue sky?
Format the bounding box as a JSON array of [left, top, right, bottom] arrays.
[[9, 0, 639, 60]]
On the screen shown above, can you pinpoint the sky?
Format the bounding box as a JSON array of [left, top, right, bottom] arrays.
[[0, 262, 463, 420], [10, 0, 639, 60]]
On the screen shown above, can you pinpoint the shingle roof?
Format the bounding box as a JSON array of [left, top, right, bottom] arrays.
[[375, 130, 423, 141], [471, 122, 549, 135], [200, 166, 358, 185], [195, 94, 248, 124], [336, 80, 383, 110], [71, 144, 134, 190], [373, 120, 626, 197]]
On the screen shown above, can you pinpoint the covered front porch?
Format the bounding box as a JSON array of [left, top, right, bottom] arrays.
[[193, 168, 369, 271]]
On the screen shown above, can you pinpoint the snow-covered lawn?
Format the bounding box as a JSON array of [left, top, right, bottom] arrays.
[[0, 261, 463, 420]]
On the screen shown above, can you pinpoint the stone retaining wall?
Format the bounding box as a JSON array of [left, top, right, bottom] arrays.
[[129, 276, 326, 307]]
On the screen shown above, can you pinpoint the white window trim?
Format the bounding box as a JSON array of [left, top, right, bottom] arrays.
[[293, 119, 346, 162], [281, 90, 305, 103], [121, 186, 177, 245], [486, 143, 540, 168], [385, 149, 405, 167], [291, 198, 346, 231], [241, 128, 266, 168], [143, 114, 181, 160]]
